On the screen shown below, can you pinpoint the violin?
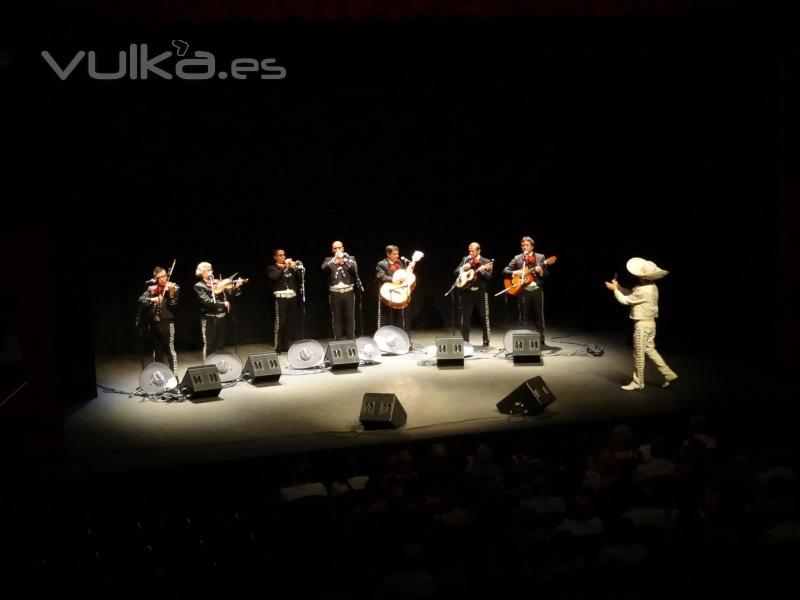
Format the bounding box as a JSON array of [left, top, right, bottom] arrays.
[[213, 277, 249, 294], [152, 281, 179, 293], [152, 260, 178, 320]]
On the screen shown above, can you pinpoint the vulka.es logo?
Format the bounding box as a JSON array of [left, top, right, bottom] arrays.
[[41, 43, 287, 81]]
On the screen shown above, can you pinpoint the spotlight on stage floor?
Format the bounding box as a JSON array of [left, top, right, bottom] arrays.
[[503, 329, 537, 354], [356, 336, 381, 364], [204, 352, 243, 382], [139, 362, 178, 394], [287, 339, 325, 369], [374, 326, 410, 355]]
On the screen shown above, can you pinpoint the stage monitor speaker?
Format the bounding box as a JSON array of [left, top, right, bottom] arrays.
[[512, 332, 543, 365], [243, 352, 282, 384], [180, 365, 222, 402], [325, 340, 360, 370], [436, 337, 465, 367], [359, 393, 407, 429], [496, 376, 555, 415], [503, 328, 536, 353]]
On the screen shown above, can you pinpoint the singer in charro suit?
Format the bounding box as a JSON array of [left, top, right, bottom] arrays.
[[322, 241, 358, 340], [375, 244, 407, 330], [455, 242, 492, 346], [266, 249, 301, 353], [503, 236, 550, 346]]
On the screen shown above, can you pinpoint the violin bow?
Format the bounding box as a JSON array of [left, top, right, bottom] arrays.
[[159, 258, 177, 302]]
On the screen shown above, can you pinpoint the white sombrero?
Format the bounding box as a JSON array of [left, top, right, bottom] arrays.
[[626, 257, 669, 281]]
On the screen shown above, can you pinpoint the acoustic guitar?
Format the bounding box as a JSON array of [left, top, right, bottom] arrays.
[[503, 255, 557, 297], [455, 259, 494, 288], [379, 250, 424, 309]]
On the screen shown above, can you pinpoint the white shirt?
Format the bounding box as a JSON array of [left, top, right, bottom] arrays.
[[614, 282, 660, 320]]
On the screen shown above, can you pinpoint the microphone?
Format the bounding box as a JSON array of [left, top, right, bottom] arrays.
[[400, 256, 410, 264], [145, 278, 157, 285]]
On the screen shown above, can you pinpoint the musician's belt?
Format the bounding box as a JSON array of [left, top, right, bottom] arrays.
[[204, 312, 227, 319], [329, 284, 354, 293], [274, 290, 297, 298]]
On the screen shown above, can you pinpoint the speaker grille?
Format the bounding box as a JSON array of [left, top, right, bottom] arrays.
[[359, 393, 407, 429]]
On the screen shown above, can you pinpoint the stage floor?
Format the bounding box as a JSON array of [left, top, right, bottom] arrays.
[[66, 328, 716, 473]]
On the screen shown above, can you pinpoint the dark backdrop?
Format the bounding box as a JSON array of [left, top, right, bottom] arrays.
[[2, 12, 786, 424]]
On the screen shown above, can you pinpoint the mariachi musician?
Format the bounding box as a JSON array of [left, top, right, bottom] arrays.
[[503, 236, 550, 347], [455, 242, 492, 346], [322, 241, 358, 340], [376, 244, 408, 330], [193, 261, 246, 360], [138, 264, 179, 372], [266, 248, 302, 353]]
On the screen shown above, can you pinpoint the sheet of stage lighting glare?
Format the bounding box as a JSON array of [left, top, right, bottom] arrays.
[[503, 329, 537, 354], [356, 336, 382, 363], [287, 339, 325, 369], [139, 362, 178, 394], [204, 352, 243, 383], [373, 326, 410, 355]]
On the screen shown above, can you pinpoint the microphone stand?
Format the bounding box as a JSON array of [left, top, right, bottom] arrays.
[[221, 273, 239, 357], [444, 274, 461, 337], [136, 281, 150, 369], [352, 260, 365, 337], [495, 281, 519, 297], [446, 257, 470, 336], [299, 265, 306, 340], [495, 258, 527, 297]]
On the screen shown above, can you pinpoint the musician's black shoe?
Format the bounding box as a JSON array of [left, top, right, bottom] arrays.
[[482, 340, 490, 347]]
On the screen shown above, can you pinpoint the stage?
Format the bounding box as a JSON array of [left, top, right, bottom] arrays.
[[64, 327, 716, 474]]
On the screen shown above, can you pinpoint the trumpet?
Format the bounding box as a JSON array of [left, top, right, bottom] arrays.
[[286, 258, 305, 270]]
